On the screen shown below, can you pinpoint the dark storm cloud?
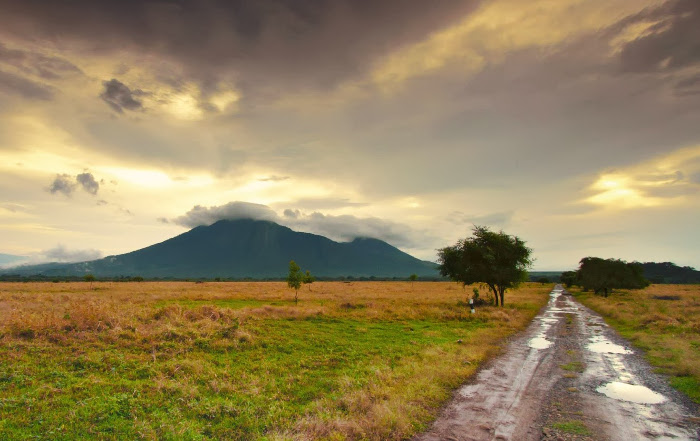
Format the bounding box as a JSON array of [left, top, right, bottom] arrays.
[[0, 69, 53, 100], [0, 0, 480, 91], [0, 42, 82, 80], [170, 201, 419, 247], [47, 174, 77, 196], [617, 0, 700, 73], [48, 172, 101, 196], [76, 172, 100, 195], [100, 79, 144, 113]]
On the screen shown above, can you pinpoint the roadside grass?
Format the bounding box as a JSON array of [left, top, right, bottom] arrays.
[[0, 281, 549, 440], [551, 420, 591, 435], [572, 284, 700, 403]]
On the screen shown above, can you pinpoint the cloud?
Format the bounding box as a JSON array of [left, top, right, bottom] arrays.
[[290, 211, 419, 248], [616, 0, 700, 73], [287, 197, 369, 210], [47, 173, 77, 196], [0, 0, 480, 93], [47, 172, 101, 196], [582, 145, 700, 209], [169, 200, 421, 248], [0, 42, 82, 80], [0, 69, 53, 100], [76, 172, 99, 195], [283, 209, 300, 219], [447, 210, 514, 227], [258, 175, 289, 182], [100, 79, 144, 113], [43, 244, 102, 262], [171, 201, 278, 228]]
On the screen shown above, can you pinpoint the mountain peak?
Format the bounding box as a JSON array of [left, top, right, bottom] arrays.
[[4, 220, 437, 279]]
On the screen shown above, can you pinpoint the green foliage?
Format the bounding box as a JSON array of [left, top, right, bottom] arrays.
[[83, 274, 95, 282], [576, 257, 649, 297], [437, 226, 533, 306], [287, 260, 302, 304], [302, 270, 315, 290], [560, 270, 577, 288], [536, 276, 551, 284]]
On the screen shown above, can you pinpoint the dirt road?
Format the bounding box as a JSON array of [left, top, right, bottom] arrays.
[[413, 286, 699, 441]]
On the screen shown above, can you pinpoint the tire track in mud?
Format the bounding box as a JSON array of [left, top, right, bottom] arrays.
[[413, 285, 700, 441]]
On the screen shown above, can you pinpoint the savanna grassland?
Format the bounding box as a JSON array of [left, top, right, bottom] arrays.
[[573, 284, 700, 403], [0, 281, 549, 440]]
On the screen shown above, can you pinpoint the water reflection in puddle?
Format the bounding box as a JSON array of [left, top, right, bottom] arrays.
[[528, 336, 553, 349], [587, 336, 632, 354], [597, 382, 666, 404]]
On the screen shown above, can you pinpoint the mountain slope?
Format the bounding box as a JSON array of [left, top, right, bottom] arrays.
[[3, 219, 438, 278]]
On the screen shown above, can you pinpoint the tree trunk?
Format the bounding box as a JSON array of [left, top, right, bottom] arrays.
[[488, 284, 499, 307], [295, 290, 298, 304], [499, 288, 505, 307]]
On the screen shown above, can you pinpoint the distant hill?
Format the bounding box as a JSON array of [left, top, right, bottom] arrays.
[[641, 262, 700, 284], [2, 219, 438, 279]]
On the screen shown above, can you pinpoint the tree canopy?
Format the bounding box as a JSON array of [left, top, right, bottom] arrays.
[[576, 257, 649, 297], [438, 226, 533, 307], [287, 260, 302, 304]]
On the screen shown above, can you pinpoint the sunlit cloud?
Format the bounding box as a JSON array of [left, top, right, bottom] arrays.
[[371, 0, 658, 89], [584, 146, 700, 209]]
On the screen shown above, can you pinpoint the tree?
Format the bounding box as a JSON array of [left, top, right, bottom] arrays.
[[302, 270, 315, 291], [576, 257, 649, 297], [560, 271, 577, 288], [409, 273, 418, 289], [83, 273, 95, 288], [438, 226, 533, 307], [287, 260, 302, 304]]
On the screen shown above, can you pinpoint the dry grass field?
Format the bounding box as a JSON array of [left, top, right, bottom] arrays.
[[573, 284, 700, 403], [0, 281, 549, 440]]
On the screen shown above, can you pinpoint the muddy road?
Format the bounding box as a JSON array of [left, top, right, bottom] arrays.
[[413, 286, 699, 441]]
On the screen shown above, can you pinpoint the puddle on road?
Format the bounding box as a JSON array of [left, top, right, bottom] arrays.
[[597, 382, 666, 404], [587, 335, 632, 354], [528, 336, 553, 349]]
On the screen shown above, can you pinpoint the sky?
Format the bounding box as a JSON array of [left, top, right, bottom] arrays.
[[0, 0, 699, 270]]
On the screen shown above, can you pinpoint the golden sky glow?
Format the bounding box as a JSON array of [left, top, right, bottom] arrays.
[[585, 146, 700, 209], [0, 0, 698, 270]]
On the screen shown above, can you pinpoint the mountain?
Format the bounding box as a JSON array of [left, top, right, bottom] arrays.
[[2, 219, 438, 279]]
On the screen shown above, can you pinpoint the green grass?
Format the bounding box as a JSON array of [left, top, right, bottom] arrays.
[[573, 284, 700, 404], [559, 361, 584, 373], [552, 420, 591, 435], [0, 281, 549, 440], [0, 318, 483, 440]]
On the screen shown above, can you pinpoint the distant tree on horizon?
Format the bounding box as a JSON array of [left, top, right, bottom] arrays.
[[409, 273, 418, 289], [83, 273, 95, 289], [576, 257, 649, 297]]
